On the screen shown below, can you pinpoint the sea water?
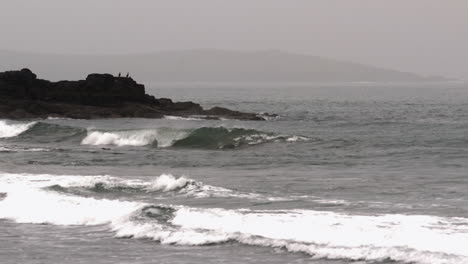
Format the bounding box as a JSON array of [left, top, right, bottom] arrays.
[[0, 83, 467, 264]]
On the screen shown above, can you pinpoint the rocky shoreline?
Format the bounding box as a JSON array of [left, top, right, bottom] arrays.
[[0, 69, 270, 120]]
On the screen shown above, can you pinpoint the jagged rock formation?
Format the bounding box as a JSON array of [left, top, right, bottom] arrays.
[[0, 69, 269, 120]]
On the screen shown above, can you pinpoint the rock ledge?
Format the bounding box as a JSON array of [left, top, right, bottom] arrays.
[[0, 69, 272, 120]]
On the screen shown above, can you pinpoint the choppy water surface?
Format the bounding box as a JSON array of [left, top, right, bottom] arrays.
[[1, 83, 468, 264]]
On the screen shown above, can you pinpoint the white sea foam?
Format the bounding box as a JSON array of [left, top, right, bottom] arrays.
[[0, 173, 316, 202], [1, 173, 468, 263], [235, 133, 309, 145], [22, 147, 51, 152], [258, 113, 280, 121], [285, 135, 309, 142], [46, 116, 73, 120], [81, 130, 158, 147], [0, 147, 51, 152], [166, 208, 468, 264], [0, 120, 36, 138], [149, 174, 190, 192], [0, 146, 11, 152], [81, 129, 188, 147], [147, 174, 269, 200], [164, 116, 204, 121], [0, 173, 260, 200], [0, 173, 388, 206], [0, 173, 144, 226], [0, 186, 140, 225]]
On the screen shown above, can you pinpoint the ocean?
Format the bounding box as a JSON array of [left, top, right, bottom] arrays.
[[0, 83, 467, 264]]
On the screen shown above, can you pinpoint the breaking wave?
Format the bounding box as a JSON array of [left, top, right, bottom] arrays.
[[0, 121, 86, 144], [0, 173, 263, 200], [61, 174, 269, 200], [0, 120, 307, 150], [82, 130, 164, 147], [81, 128, 189, 147], [172, 127, 286, 149], [81, 126, 308, 149], [0, 120, 36, 138], [1, 173, 468, 264]]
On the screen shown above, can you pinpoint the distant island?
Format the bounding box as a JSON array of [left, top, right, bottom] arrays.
[[0, 68, 267, 120], [0, 49, 450, 83]]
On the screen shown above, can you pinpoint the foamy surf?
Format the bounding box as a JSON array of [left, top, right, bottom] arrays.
[[0, 173, 268, 200], [0, 185, 140, 225], [0, 120, 36, 138], [81, 129, 188, 147], [166, 208, 468, 264], [82, 130, 160, 147], [1, 173, 467, 264], [0, 173, 371, 205]]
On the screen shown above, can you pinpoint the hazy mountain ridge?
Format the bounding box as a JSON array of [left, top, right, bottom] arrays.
[[0, 49, 449, 83]]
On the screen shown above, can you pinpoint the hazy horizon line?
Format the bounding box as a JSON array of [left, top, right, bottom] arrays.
[[1, 48, 458, 81]]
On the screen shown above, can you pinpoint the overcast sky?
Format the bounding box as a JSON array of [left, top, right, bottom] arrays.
[[0, 0, 467, 79]]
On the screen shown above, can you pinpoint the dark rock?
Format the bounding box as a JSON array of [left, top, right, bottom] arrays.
[[0, 69, 267, 120], [205, 107, 264, 121]]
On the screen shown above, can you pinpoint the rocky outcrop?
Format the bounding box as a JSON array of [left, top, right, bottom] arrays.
[[0, 69, 271, 120]]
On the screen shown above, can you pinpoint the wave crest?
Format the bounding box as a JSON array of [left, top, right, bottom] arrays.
[[81, 128, 189, 147], [44, 173, 256, 199], [172, 127, 308, 149], [82, 130, 159, 147], [80, 126, 308, 149], [0, 120, 36, 138], [149, 174, 191, 192]]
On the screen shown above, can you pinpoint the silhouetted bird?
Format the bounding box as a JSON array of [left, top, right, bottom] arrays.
[[126, 73, 129, 78], [118, 72, 121, 77]]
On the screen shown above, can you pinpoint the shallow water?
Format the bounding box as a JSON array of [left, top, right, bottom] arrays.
[[1, 83, 467, 264]]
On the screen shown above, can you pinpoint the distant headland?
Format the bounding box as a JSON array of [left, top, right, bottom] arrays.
[[0, 49, 451, 83], [0, 68, 268, 120]]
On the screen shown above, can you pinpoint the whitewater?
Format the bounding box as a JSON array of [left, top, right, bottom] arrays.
[[1, 84, 468, 264], [1, 173, 467, 264], [0, 120, 36, 138]]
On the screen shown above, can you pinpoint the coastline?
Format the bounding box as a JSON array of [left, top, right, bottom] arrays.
[[0, 68, 271, 121]]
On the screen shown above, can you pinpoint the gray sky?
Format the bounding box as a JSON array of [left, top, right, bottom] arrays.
[[1, 0, 467, 79]]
